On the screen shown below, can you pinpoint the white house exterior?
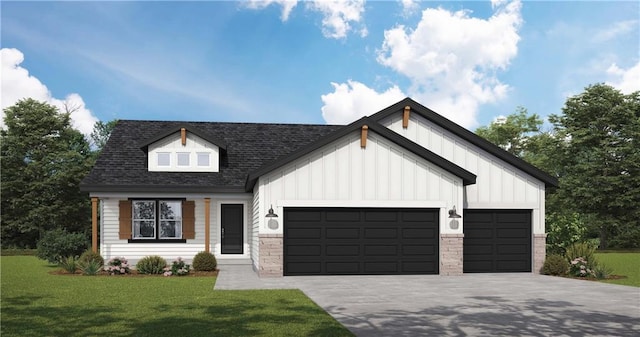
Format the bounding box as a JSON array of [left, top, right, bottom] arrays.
[[81, 98, 557, 277]]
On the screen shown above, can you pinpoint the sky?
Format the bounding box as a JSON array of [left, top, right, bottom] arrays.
[[1, 0, 639, 138]]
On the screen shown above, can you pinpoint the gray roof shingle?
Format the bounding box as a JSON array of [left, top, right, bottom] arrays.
[[80, 120, 342, 193]]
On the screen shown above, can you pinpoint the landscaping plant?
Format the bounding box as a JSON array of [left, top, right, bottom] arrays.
[[541, 254, 569, 276], [36, 228, 87, 264], [59, 256, 79, 274], [136, 255, 167, 274], [78, 250, 104, 268], [192, 251, 217, 271], [104, 256, 131, 275], [164, 257, 190, 276]]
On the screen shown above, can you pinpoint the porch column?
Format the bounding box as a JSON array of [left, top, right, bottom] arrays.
[[91, 197, 98, 253], [204, 198, 211, 253]]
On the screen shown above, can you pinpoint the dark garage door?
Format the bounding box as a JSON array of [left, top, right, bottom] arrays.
[[284, 208, 439, 276], [463, 210, 532, 273]]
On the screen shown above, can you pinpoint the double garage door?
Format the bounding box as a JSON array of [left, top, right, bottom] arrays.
[[283, 208, 532, 276], [284, 208, 439, 276]]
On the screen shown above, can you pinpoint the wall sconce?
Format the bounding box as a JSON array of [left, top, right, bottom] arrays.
[[448, 206, 461, 219], [266, 205, 278, 218]]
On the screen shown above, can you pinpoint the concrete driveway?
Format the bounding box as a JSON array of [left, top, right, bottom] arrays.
[[215, 266, 640, 336]]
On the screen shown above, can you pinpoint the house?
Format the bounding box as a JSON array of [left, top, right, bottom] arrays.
[[80, 98, 558, 277]]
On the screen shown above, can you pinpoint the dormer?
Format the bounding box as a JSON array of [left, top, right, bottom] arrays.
[[140, 126, 227, 172]]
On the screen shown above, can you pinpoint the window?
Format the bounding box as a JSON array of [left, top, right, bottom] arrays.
[[132, 200, 182, 240], [157, 152, 171, 166], [177, 152, 190, 166], [197, 152, 210, 167]]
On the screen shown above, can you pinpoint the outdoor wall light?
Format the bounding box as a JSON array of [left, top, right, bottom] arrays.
[[448, 206, 461, 219], [265, 205, 278, 218]]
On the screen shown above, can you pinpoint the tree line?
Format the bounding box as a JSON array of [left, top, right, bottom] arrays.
[[2, 83, 638, 251]]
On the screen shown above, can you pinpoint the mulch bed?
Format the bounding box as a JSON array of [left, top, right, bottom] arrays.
[[49, 269, 219, 277]]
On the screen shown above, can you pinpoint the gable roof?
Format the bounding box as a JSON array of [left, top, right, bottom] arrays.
[[139, 126, 228, 151], [371, 98, 559, 188], [80, 120, 342, 193], [245, 117, 476, 191]]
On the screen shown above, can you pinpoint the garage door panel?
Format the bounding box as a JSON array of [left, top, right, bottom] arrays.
[[326, 210, 360, 222], [402, 228, 435, 239], [287, 245, 321, 256], [287, 262, 321, 274], [364, 262, 398, 273], [364, 245, 398, 256], [402, 244, 435, 255], [287, 228, 321, 239], [287, 211, 322, 222], [364, 228, 398, 239], [326, 262, 360, 274], [326, 228, 359, 239], [285, 208, 438, 276], [464, 210, 531, 273]]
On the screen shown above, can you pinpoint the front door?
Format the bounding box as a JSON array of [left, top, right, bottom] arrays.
[[221, 204, 243, 254]]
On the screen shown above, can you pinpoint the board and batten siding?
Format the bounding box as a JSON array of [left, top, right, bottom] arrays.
[[381, 114, 546, 234], [100, 198, 207, 265], [258, 130, 464, 235]]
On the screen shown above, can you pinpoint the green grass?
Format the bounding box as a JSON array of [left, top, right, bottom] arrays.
[[594, 252, 640, 287], [1, 256, 353, 337]]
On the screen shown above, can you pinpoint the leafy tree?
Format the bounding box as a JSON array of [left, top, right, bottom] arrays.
[[476, 107, 543, 157], [90, 119, 117, 151], [1, 99, 94, 248], [550, 84, 640, 248]]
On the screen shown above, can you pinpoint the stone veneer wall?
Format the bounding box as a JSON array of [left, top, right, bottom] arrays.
[[533, 233, 547, 274], [440, 234, 464, 276], [258, 234, 283, 277]]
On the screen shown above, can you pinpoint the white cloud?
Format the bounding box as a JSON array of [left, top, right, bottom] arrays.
[[374, 0, 522, 128], [245, 0, 299, 21], [0, 48, 98, 137], [593, 20, 638, 43], [606, 61, 640, 94], [320, 80, 406, 124], [400, 0, 420, 17], [307, 0, 366, 39]]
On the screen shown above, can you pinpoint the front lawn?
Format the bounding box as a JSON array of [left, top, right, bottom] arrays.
[[1, 256, 353, 337], [594, 252, 640, 287]]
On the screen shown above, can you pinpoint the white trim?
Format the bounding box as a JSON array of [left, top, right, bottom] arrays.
[[215, 200, 250, 260], [276, 199, 446, 209]]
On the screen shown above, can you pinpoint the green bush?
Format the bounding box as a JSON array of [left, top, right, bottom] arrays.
[[592, 263, 613, 280], [136, 255, 167, 274], [166, 257, 190, 276], [36, 229, 87, 264], [79, 259, 103, 276], [192, 251, 217, 271], [59, 256, 79, 274], [78, 250, 104, 267], [541, 254, 569, 276]]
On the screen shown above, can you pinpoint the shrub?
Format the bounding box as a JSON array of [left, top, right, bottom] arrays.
[[78, 250, 104, 268], [137, 255, 167, 274], [592, 263, 613, 280], [164, 257, 190, 276], [79, 259, 102, 276], [569, 257, 596, 278], [36, 228, 87, 264], [59, 256, 79, 274], [104, 256, 131, 275], [565, 242, 596, 265], [541, 254, 569, 276], [192, 251, 217, 271]]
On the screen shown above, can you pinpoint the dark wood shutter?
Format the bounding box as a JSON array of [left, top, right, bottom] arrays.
[[119, 200, 132, 240], [182, 200, 196, 239]]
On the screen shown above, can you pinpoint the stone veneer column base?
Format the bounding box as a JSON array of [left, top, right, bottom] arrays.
[[258, 234, 283, 278], [533, 233, 547, 274], [440, 234, 464, 276]]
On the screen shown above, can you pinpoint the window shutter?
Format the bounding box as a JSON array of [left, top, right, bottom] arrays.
[[182, 200, 196, 239], [119, 200, 132, 240]]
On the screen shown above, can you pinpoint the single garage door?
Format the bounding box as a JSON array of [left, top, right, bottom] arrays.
[[463, 210, 532, 273], [284, 208, 439, 276]]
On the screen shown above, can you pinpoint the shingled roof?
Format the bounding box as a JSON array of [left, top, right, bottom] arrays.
[[80, 120, 343, 193]]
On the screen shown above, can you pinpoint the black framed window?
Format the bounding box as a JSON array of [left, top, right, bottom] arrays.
[[130, 200, 185, 242]]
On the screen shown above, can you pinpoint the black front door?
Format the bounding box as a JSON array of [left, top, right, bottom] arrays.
[[221, 204, 243, 254]]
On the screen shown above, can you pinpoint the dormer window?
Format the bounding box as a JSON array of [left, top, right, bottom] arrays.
[[143, 127, 226, 173]]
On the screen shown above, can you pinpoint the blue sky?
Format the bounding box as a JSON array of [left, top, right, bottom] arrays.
[[2, 0, 638, 137]]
